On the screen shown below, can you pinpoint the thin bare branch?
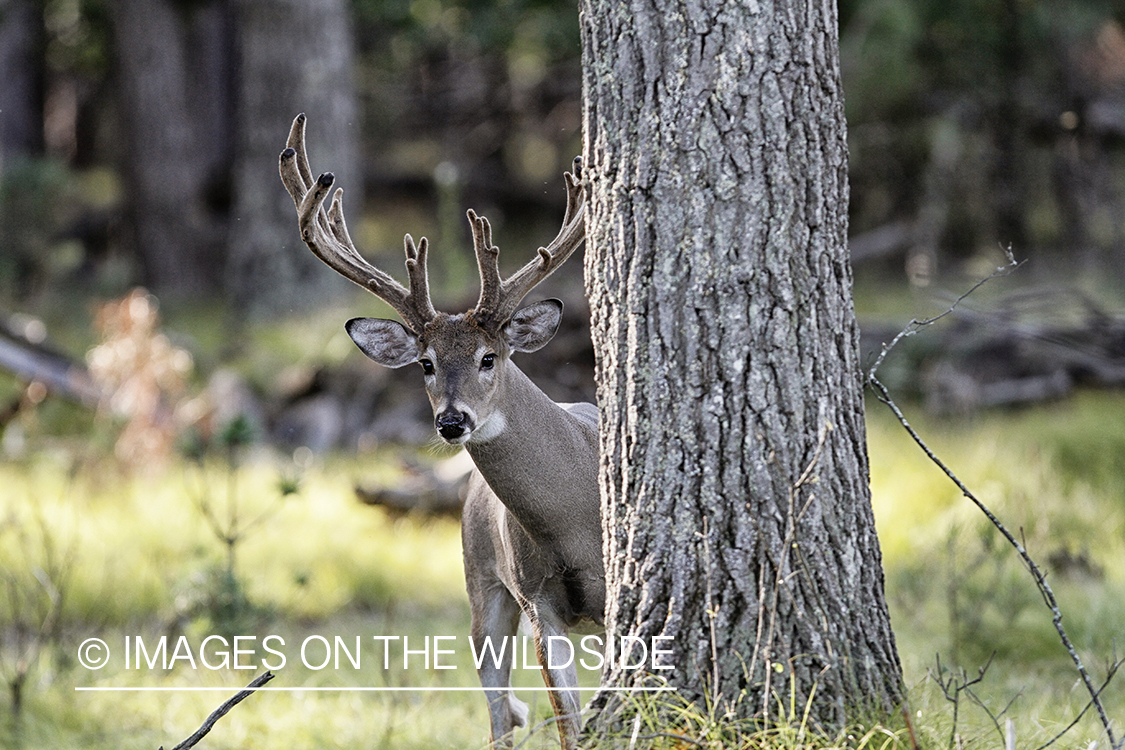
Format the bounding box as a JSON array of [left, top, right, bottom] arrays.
[[1034, 656, 1123, 750], [865, 247, 1021, 382], [867, 254, 1120, 749], [932, 652, 995, 750], [161, 671, 274, 750]]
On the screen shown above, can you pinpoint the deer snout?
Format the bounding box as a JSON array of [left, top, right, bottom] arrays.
[[435, 409, 473, 442]]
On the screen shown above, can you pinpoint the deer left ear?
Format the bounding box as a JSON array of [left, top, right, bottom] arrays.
[[503, 299, 563, 353], [346, 317, 422, 368]]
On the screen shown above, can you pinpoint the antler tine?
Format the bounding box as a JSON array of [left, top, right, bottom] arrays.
[[281, 113, 332, 237], [558, 156, 584, 229], [403, 233, 438, 322], [286, 113, 315, 195], [469, 209, 503, 319], [471, 157, 586, 329], [279, 114, 436, 334]]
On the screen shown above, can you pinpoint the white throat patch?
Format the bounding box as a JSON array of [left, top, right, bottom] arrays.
[[469, 411, 507, 443]]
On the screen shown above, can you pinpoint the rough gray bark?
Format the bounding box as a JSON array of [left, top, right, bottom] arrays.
[[581, 0, 903, 730], [227, 0, 356, 316], [110, 0, 235, 299]]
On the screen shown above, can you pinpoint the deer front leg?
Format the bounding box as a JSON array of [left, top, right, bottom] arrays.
[[531, 609, 583, 750], [470, 585, 528, 747]]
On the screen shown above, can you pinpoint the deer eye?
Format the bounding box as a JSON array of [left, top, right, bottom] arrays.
[[419, 359, 435, 376], [480, 354, 496, 371]]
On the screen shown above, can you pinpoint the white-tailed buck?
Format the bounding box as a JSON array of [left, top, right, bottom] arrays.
[[279, 114, 602, 749]]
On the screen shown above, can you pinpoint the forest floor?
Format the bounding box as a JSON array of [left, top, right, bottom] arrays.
[[1, 269, 1123, 748], [0, 389, 1122, 749]]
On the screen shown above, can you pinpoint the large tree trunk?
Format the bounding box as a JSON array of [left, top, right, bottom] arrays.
[[110, 0, 235, 299], [226, 0, 356, 317], [581, 0, 903, 731]]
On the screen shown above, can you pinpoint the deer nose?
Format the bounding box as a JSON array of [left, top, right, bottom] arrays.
[[436, 410, 470, 441]]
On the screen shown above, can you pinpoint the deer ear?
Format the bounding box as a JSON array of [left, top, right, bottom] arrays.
[[503, 299, 563, 353], [346, 318, 422, 368]]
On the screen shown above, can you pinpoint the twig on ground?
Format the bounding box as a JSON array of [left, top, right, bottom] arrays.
[[632, 731, 706, 747], [865, 253, 1120, 750], [160, 671, 274, 750], [932, 653, 994, 750], [932, 651, 1021, 747], [966, 684, 1021, 746], [513, 710, 573, 750]]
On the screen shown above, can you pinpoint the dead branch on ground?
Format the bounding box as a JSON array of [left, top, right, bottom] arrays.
[[159, 671, 274, 750]]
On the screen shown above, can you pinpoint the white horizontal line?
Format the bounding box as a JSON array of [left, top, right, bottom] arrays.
[[75, 686, 676, 693]]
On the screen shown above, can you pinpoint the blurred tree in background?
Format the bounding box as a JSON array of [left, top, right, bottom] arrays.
[[110, 0, 358, 313], [842, 0, 1125, 284], [0, 0, 1123, 314], [109, 0, 236, 299], [227, 0, 358, 316], [0, 0, 43, 162]]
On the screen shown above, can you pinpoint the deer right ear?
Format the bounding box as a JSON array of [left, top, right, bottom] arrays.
[[345, 318, 422, 368], [503, 298, 563, 353]]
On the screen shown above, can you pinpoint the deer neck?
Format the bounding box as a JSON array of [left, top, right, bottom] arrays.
[[464, 364, 600, 549]]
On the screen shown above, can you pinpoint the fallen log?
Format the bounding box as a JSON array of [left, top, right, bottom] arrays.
[[0, 317, 102, 407], [354, 453, 472, 518], [897, 287, 1125, 414]]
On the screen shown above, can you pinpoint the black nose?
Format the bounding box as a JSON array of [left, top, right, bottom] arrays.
[[436, 411, 468, 440]]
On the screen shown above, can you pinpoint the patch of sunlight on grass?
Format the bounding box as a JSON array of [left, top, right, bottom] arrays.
[[13, 605, 599, 750], [235, 462, 467, 618], [0, 450, 468, 628], [0, 447, 517, 750], [6, 386, 1125, 748], [20, 661, 495, 750], [870, 391, 1125, 570]]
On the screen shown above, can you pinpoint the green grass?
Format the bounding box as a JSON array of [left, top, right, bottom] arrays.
[[0, 451, 596, 749], [868, 390, 1125, 748], [2, 391, 1125, 748]]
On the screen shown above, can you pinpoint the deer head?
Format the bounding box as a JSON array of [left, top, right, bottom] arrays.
[[279, 114, 586, 444]]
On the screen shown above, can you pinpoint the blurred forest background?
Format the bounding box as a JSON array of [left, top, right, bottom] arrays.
[[2, 0, 1124, 309], [2, 2, 1125, 748], [1, 0, 1124, 450], [0, 0, 1123, 454]]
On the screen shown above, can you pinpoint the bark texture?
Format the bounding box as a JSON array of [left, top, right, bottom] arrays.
[[581, 0, 903, 729]]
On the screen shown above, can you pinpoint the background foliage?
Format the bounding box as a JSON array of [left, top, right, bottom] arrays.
[[2, 0, 1124, 310]]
